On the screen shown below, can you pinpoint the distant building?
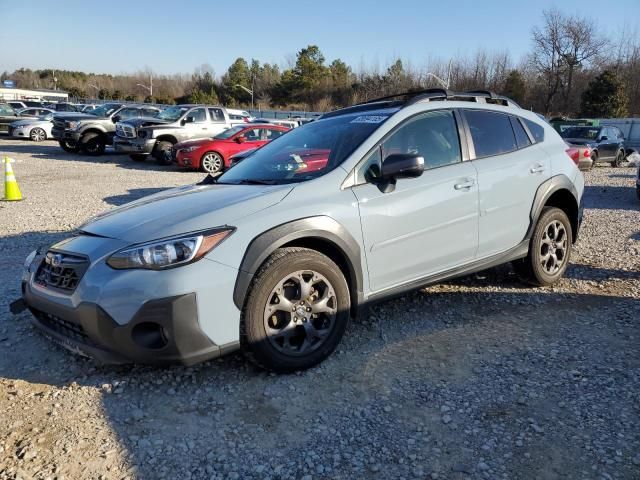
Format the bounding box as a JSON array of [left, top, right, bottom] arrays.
[[0, 87, 68, 102]]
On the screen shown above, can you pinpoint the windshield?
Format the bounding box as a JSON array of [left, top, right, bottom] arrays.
[[0, 104, 16, 115], [214, 125, 245, 140], [217, 112, 391, 184], [90, 104, 121, 117], [560, 127, 600, 140], [157, 106, 189, 122]]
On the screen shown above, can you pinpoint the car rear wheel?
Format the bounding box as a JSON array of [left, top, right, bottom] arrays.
[[59, 140, 80, 153], [513, 207, 572, 287], [154, 140, 174, 165], [29, 127, 46, 142], [130, 154, 147, 162], [200, 152, 224, 174], [590, 151, 598, 168], [80, 132, 106, 156], [241, 247, 351, 372], [612, 150, 625, 167]]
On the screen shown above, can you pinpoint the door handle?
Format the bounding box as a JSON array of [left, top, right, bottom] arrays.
[[530, 164, 545, 174], [454, 179, 476, 190]]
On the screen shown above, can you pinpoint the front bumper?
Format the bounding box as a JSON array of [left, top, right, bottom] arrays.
[[51, 127, 81, 142], [113, 136, 155, 154], [21, 234, 242, 365], [175, 150, 198, 169], [25, 289, 217, 365], [9, 126, 27, 138]]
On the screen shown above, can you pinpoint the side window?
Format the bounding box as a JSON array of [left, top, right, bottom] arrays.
[[524, 119, 545, 143], [143, 108, 158, 117], [118, 108, 138, 119], [465, 110, 517, 158], [381, 110, 461, 169], [264, 128, 285, 140], [208, 108, 225, 122], [189, 108, 207, 123], [511, 117, 532, 149], [616, 128, 624, 139], [243, 128, 261, 141]]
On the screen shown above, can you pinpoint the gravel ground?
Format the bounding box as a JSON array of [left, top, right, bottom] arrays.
[[0, 137, 639, 480]]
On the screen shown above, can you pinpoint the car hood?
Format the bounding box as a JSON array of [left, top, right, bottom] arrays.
[[174, 138, 214, 149], [11, 119, 48, 127], [56, 113, 107, 122], [79, 182, 293, 243], [122, 117, 171, 129], [563, 138, 596, 147]]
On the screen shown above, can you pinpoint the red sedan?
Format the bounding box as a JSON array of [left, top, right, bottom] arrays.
[[174, 124, 290, 174]]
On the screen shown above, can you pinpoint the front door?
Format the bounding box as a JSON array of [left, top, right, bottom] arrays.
[[352, 109, 479, 293]]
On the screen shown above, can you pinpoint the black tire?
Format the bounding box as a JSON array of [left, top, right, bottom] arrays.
[[513, 207, 572, 287], [153, 140, 174, 165], [130, 154, 147, 162], [241, 247, 351, 373], [58, 140, 79, 153], [611, 149, 625, 168], [80, 132, 106, 156], [200, 151, 224, 174], [29, 127, 46, 142], [590, 151, 598, 168]]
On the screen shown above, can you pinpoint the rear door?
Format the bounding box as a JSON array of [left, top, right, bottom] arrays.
[[226, 127, 265, 157], [353, 109, 479, 292], [208, 107, 229, 136], [464, 110, 551, 258]]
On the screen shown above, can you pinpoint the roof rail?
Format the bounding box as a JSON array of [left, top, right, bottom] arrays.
[[356, 88, 454, 106]]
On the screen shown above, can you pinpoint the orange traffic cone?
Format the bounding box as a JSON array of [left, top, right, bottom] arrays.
[[2, 156, 23, 201]]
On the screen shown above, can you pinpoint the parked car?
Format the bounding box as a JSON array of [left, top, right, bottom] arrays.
[[113, 104, 232, 164], [50, 102, 79, 112], [564, 144, 593, 171], [17, 107, 55, 118], [19, 89, 585, 372], [7, 101, 27, 110], [600, 118, 640, 158], [51, 103, 161, 155], [81, 104, 99, 112], [227, 108, 254, 125], [9, 113, 56, 141], [0, 103, 26, 134], [559, 125, 626, 167], [173, 124, 289, 173]]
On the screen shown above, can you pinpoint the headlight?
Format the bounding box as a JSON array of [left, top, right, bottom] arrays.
[[106, 228, 234, 270], [66, 121, 80, 129], [182, 146, 199, 153]]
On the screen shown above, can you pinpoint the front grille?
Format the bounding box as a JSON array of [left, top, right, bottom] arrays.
[[35, 251, 89, 293], [116, 122, 136, 138], [35, 309, 93, 344]]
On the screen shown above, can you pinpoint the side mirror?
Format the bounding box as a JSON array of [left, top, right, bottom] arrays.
[[380, 153, 424, 180], [112, 115, 120, 123], [235, 136, 246, 144], [599, 135, 608, 141]]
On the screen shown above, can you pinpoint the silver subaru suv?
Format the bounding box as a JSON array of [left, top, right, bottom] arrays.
[[20, 90, 584, 372]]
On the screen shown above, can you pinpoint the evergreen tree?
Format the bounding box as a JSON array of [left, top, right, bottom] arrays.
[[581, 70, 628, 118]]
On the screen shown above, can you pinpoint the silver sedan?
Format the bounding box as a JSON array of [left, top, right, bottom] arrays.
[[9, 114, 55, 141]]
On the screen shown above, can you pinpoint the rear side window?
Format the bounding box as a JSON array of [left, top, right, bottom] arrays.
[[524, 119, 545, 143], [511, 117, 532, 149], [208, 108, 225, 122], [465, 110, 517, 158]]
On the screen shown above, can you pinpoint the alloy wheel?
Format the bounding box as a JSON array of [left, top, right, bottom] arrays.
[[539, 220, 568, 275], [30, 128, 45, 142], [201, 153, 223, 173], [263, 270, 337, 356]]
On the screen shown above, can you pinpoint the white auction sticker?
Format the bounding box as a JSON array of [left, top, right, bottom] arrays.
[[350, 115, 388, 124]]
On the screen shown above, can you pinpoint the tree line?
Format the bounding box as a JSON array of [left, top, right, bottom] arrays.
[[1, 8, 637, 117]]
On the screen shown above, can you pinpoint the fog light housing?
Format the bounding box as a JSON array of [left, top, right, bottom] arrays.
[[132, 322, 168, 350]]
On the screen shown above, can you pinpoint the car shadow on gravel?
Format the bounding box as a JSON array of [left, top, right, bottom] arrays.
[[2, 287, 639, 479], [583, 184, 639, 211]]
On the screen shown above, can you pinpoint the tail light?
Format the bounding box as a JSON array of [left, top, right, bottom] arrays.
[[565, 147, 580, 165]]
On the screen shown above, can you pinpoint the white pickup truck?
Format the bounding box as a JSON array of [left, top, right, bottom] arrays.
[[113, 104, 232, 164]]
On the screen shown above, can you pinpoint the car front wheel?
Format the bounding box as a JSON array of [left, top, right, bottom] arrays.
[[513, 207, 572, 286], [612, 150, 625, 167], [80, 132, 106, 156], [200, 152, 224, 174], [30, 127, 46, 142], [241, 247, 351, 372], [59, 140, 79, 153]]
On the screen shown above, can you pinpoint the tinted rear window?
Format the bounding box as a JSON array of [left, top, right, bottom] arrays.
[[525, 119, 545, 143], [465, 110, 517, 158]]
